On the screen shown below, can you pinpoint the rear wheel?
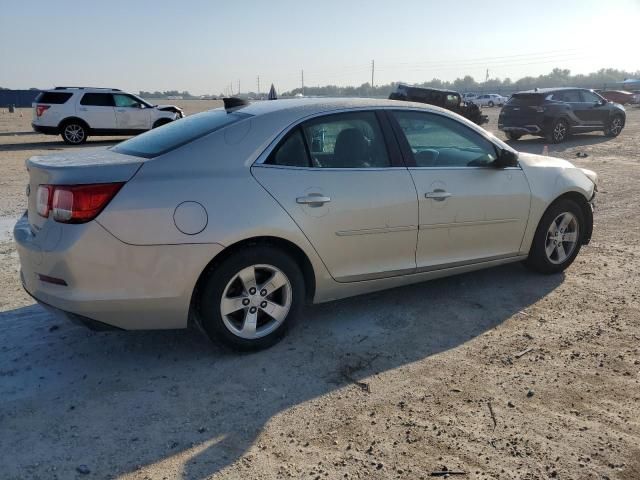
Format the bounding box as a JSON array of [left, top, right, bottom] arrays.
[[546, 118, 569, 143], [506, 131, 522, 141], [198, 246, 305, 351], [604, 115, 624, 137], [61, 121, 88, 145], [488, 100, 495, 107], [525, 199, 584, 274]]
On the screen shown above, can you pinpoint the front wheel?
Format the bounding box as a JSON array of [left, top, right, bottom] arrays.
[[488, 101, 495, 107], [604, 115, 624, 137], [525, 199, 584, 274], [198, 246, 305, 351]]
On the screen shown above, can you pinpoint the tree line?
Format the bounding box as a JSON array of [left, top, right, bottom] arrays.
[[280, 68, 640, 97]]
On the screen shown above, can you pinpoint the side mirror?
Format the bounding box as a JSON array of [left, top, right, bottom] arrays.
[[495, 148, 518, 168]]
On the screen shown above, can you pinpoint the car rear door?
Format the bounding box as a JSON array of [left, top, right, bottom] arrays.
[[78, 93, 116, 129], [113, 94, 151, 130], [252, 110, 419, 282], [388, 109, 530, 270]]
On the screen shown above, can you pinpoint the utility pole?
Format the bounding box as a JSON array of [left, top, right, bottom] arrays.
[[485, 69, 489, 82], [301, 69, 304, 96], [257, 76, 260, 96], [237, 80, 240, 96], [371, 59, 375, 89]]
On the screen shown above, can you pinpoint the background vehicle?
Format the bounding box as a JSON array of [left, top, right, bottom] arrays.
[[389, 84, 488, 125], [15, 98, 596, 351], [498, 87, 626, 143], [595, 90, 635, 105], [32, 87, 184, 145], [633, 91, 640, 104], [462, 92, 478, 103], [474, 93, 508, 107]]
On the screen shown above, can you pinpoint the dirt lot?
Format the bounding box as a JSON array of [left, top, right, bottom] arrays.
[[0, 101, 639, 480]]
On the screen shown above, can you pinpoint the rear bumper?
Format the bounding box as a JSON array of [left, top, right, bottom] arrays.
[[498, 124, 543, 134], [13, 213, 224, 330], [31, 123, 59, 135]]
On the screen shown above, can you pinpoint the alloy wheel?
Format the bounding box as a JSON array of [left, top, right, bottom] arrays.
[[610, 117, 623, 136], [64, 124, 85, 144], [553, 122, 567, 142], [220, 264, 292, 339], [545, 212, 579, 264]]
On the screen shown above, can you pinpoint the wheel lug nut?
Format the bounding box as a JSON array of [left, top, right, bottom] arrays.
[[260, 301, 267, 308], [249, 287, 256, 295], [249, 306, 257, 314], [242, 298, 250, 306], [260, 289, 268, 297]]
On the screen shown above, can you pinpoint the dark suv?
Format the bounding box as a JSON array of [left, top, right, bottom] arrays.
[[498, 87, 626, 143]]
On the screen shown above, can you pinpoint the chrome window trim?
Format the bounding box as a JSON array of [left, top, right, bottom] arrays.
[[252, 106, 515, 169]]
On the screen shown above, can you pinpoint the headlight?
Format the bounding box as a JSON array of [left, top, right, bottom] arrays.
[[580, 168, 598, 188]]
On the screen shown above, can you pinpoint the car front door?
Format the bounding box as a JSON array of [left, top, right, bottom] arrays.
[[252, 110, 419, 282], [113, 94, 151, 130], [576, 90, 609, 126], [78, 93, 116, 129], [388, 109, 531, 270]]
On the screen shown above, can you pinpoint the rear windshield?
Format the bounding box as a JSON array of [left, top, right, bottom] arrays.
[[111, 109, 251, 159], [35, 92, 73, 104], [507, 94, 544, 106]]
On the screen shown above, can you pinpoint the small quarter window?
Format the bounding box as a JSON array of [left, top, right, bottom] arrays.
[[266, 129, 311, 167]]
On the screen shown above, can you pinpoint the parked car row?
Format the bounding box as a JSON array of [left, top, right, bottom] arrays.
[[462, 93, 508, 107]]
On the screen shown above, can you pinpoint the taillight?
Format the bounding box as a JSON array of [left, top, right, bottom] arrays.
[[37, 183, 124, 223], [36, 185, 53, 217], [36, 105, 50, 117]]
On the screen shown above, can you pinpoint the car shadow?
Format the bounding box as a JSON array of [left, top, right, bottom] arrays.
[[0, 263, 563, 478], [506, 133, 611, 155], [0, 139, 124, 152]]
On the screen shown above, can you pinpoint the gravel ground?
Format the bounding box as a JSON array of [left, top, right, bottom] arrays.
[[0, 102, 639, 480]]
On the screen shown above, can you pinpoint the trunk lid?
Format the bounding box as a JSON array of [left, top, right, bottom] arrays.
[[26, 147, 144, 229]]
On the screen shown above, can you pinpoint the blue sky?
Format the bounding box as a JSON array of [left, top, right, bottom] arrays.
[[1, 0, 638, 94]]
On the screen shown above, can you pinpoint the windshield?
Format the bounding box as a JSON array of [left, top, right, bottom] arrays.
[[112, 109, 251, 158]]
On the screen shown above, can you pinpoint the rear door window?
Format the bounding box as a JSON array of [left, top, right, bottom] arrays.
[[111, 109, 250, 158], [35, 92, 73, 104], [300, 111, 390, 168], [80, 93, 115, 107], [266, 129, 311, 167], [507, 94, 544, 106]]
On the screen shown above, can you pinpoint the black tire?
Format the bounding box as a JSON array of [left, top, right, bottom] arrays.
[[152, 118, 172, 129], [604, 114, 624, 137], [488, 101, 495, 107], [60, 120, 88, 145], [198, 246, 305, 351], [524, 198, 585, 274], [506, 131, 522, 141], [546, 118, 569, 143]]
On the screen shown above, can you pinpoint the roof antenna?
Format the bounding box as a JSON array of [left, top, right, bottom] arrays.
[[223, 97, 249, 110]]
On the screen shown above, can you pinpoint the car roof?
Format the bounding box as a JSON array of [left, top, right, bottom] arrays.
[[517, 87, 593, 94], [233, 97, 451, 117], [45, 87, 123, 93]]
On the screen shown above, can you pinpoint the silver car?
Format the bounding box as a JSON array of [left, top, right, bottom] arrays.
[[14, 98, 598, 350]]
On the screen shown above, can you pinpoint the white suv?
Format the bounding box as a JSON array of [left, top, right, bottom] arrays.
[[32, 87, 184, 145]]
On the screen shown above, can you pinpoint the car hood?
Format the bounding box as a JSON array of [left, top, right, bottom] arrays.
[[155, 104, 183, 111]]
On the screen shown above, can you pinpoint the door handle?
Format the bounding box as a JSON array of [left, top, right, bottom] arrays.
[[78, 107, 87, 111], [425, 190, 452, 201], [296, 194, 331, 206]]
